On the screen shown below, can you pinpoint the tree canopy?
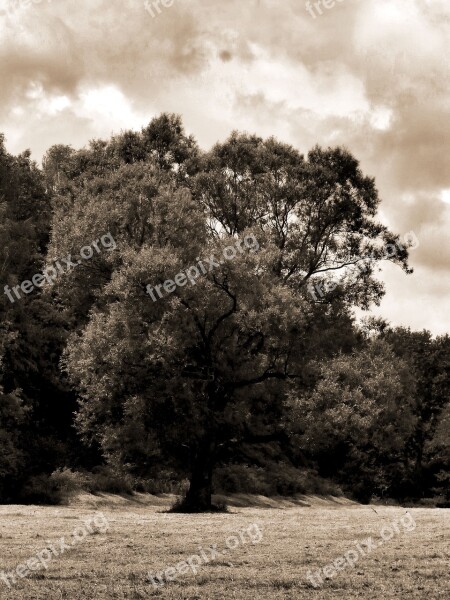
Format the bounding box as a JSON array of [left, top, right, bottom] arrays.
[[0, 115, 448, 508]]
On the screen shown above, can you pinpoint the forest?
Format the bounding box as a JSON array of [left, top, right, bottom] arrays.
[[1, 113, 449, 511]]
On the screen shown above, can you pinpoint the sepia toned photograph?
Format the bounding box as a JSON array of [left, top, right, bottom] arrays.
[[0, 0, 449, 598]]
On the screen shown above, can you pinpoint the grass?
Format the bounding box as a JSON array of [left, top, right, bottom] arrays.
[[0, 493, 448, 599]]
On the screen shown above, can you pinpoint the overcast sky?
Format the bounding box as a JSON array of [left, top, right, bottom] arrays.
[[0, 0, 449, 334]]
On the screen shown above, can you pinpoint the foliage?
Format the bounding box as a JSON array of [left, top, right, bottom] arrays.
[[51, 117, 409, 510], [1, 117, 448, 507], [214, 464, 342, 497], [288, 339, 417, 501]]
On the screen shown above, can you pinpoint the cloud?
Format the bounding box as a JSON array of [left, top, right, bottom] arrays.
[[0, 0, 448, 333]]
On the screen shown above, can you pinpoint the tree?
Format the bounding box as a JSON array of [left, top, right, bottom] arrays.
[[287, 339, 417, 501], [50, 118, 411, 510], [0, 325, 30, 502], [426, 402, 450, 501], [381, 328, 450, 496], [0, 135, 86, 500]]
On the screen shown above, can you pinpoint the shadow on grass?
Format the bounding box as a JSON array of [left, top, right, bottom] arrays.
[[167, 496, 229, 514]]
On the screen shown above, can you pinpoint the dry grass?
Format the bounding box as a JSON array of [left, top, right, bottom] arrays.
[[0, 493, 448, 599]]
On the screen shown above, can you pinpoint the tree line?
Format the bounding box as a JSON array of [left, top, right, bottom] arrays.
[[0, 115, 448, 510]]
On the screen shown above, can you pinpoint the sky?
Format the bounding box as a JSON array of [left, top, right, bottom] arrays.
[[0, 0, 449, 334]]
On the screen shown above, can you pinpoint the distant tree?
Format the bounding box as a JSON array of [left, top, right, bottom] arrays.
[[381, 328, 450, 496], [0, 135, 83, 500], [426, 402, 450, 500], [0, 326, 29, 502], [288, 339, 417, 501]]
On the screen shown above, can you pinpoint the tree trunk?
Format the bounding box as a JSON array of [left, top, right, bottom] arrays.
[[182, 438, 216, 512]]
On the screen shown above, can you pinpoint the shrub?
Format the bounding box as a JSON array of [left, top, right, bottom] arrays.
[[19, 474, 64, 505], [51, 468, 90, 494], [86, 466, 134, 495], [134, 477, 189, 495], [214, 463, 342, 497], [19, 468, 90, 505]]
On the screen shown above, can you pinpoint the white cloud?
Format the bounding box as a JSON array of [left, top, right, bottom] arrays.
[[369, 106, 393, 131], [440, 189, 450, 205], [75, 85, 147, 133]]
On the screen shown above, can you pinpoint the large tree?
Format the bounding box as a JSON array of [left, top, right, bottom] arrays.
[[49, 117, 412, 510]]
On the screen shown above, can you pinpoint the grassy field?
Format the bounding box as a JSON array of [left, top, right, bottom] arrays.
[[0, 493, 448, 599]]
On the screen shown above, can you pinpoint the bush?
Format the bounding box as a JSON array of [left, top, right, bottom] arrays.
[[214, 463, 342, 497], [214, 465, 273, 495], [85, 466, 134, 495], [134, 477, 189, 495], [18, 466, 134, 504], [19, 468, 92, 505], [17, 463, 343, 505], [19, 475, 62, 505], [51, 468, 90, 494], [17, 466, 188, 504]]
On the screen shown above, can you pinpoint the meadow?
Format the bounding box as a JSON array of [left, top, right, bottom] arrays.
[[0, 493, 448, 599]]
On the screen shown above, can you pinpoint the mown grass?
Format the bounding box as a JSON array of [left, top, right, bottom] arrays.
[[0, 493, 448, 599]]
